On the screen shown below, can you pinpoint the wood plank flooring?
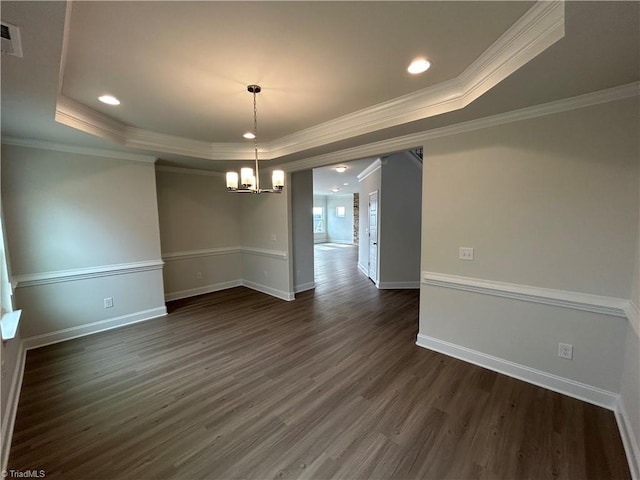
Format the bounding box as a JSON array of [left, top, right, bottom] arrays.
[[8, 243, 630, 479]]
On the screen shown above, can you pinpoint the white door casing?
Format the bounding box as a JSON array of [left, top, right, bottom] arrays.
[[368, 191, 379, 284]]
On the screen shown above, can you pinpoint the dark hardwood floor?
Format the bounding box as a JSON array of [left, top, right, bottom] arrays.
[[8, 243, 630, 479]]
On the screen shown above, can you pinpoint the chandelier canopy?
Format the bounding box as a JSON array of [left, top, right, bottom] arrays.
[[226, 85, 284, 194]]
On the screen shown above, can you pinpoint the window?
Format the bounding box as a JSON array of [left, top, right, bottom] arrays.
[[0, 212, 20, 340], [313, 207, 324, 233]]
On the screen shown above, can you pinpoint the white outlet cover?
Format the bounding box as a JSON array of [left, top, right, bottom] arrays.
[[558, 343, 573, 359], [459, 247, 474, 260]]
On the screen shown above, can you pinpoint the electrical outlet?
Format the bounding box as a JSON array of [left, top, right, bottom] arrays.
[[558, 343, 573, 360], [104, 297, 114, 309], [196, 272, 203, 280], [459, 247, 474, 260]]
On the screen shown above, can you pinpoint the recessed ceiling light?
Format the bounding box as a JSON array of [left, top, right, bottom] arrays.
[[335, 166, 347, 173], [331, 187, 340, 193], [243, 132, 256, 139], [343, 183, 349, 186], [98, 94, 120, 105], [407, 59, 431, 75]]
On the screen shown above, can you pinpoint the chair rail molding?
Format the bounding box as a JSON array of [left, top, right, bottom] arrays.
[[13, 260, 164, 288], [421, 271, 629, 318]]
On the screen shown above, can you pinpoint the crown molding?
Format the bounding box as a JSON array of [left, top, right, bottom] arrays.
[[125, 127, 255, 161], [55, 95, 127, 144], [356, 159, 382, 182], [458, 0, 564, 106], [1, 136, 157, 164], [53, 1, 565, 162], [156, 165, 224, 177], [281, 81, 640, 173], [269, 0, 565, 159]]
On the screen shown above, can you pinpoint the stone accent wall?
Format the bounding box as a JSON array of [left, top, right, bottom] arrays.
[[353, 193, 359, 245]]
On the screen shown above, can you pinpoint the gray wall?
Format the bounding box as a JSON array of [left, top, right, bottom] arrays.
[[156, 169, 242, 300], [291, 171, 314, 292], [240, 189, 292, 298], [619, 151, 640, 472], [379, 153, 422, 287], [3, 144, 166, 339], [419, 98, 638, 394], [156, 167, 293, 301]]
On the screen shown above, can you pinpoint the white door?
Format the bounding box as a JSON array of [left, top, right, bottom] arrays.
[[368, 191, 379, 284]]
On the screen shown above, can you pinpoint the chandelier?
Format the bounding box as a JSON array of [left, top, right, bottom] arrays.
[[226, 85, 284, 193]]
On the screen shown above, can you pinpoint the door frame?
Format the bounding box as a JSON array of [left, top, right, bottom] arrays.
[[368, 190, 379, 285]]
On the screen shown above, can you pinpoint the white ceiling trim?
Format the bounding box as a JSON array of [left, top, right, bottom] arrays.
[[156, 165, 224, 177], [53, 1, 565, 163], [282, 81, 640, 173], [357, 159, 383, 182], [270, 0, 565, 159], [1, 136, 157, 164], [126, 128, 254, 161], [55, 95, 127, 144]]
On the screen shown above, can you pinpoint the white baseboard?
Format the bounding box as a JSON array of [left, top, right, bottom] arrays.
[[1, 341, 26, 473], [294, 282, 316, 293], [242, 280, 295, 301], [416, 333, 619, 410], [377, 281, 420, 289], [357, 263, 368, 276], [616, 396, 640, 480], [164, 280, 242, 302], [22, 306, 168, 350]]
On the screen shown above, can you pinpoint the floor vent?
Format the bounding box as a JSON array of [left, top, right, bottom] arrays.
[[1, 21, 23, 58]]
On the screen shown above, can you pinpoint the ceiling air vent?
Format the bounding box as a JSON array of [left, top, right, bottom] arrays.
[[1, 21, 23, 57]]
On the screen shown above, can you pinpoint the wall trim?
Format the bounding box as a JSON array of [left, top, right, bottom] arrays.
[[156, 165, 224, 177], [13, 260, 165, 288], [165, 280, 243, 302], [416, 333, 619, 410], [377, 281, 420, 290], [241, 247, 288, 260], [283, 81, 640, 174], [422, 271, 628, 318], [52, 2, 565, 162], [294, 282, 316, 294], [242, 280, 294, 301], [21, 306, 168, 351], [1, 136, 157, 164], [357, 262, 369, 277], [357, 159, 382, 182], [163, 247, 286, 261], [162, 247, 241, 262], [616, 396, 640, 480], [624, 301, 640, 337], [1, 341, 26, 473]]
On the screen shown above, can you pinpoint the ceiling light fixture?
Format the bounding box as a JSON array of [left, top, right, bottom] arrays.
[[331, 187, 340, 193], [243, 132, 255, 139], [226, 85, 284, 194], [98, 94, 120, 105], [335, 166, 347, 173], [407, 58, 431, 74]]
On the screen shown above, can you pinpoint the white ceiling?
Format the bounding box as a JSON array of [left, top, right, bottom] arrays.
[[1, 1, 638, 174]]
